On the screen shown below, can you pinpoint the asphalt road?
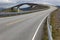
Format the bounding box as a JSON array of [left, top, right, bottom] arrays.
[[0, 6, 57, 40]]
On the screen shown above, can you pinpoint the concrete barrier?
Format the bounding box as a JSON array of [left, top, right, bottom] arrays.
[[0, 8, 49, 17]]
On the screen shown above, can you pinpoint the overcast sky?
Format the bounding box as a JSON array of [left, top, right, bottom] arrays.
[[0, 0, 60, 5]]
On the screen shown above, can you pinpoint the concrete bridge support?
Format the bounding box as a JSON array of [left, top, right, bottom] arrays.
[[11, 7, 14, 11], [17, 6, 20, 13]]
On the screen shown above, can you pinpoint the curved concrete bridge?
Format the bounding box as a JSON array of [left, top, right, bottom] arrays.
[[6, 3, 49, 12]]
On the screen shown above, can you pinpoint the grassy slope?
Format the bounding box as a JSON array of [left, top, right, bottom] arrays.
[[42, 21, 48, 40], [51, 8, 60, 40]]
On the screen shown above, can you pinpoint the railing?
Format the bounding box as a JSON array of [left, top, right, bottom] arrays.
[[47, 14, 53, 40]]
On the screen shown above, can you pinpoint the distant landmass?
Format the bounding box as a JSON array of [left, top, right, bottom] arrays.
[[56, 6, 60, 8], [0, 3, 15, 11], [0, 3, 15, 8], [20, 7, 31, 11], [0, 8, 5, 10], [0, 3, 31, 11]]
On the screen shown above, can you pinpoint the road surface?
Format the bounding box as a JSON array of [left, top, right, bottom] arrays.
[[0, 6, 57, 40]]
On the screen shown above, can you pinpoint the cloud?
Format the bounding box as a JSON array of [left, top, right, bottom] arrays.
[[44, 0, 60, 5], [0, 0, 60, 3], [0, 0, 15, 3], [0, 0, 60, 5]]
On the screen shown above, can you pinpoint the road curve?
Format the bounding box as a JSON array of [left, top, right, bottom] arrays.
[[0, 6, 57, 40]]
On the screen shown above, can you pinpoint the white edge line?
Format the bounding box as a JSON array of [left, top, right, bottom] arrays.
[[32, 14, 49, 40]]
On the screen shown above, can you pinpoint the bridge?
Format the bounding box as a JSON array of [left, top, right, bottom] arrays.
[[0, 3, 57, 40], [2, 3, 49, 12]]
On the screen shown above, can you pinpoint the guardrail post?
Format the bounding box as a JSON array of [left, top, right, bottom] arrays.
[[17, 7, 20, 13], [47, 14, 53, 40]]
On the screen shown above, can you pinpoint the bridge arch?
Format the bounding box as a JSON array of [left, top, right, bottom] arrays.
[[19, 4, 31, 8], [10, 3, 40, 12], [14, 3, 37, 12]]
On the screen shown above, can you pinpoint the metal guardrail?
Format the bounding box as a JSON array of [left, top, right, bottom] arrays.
[[47, 14, 53, 40]]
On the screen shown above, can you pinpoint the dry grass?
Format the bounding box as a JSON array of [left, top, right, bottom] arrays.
[[51, 8, 60, 40], [42, 21, 48, 40]]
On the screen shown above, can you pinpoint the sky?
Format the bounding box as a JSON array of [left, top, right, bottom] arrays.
[[0, 0, 60, 6]]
